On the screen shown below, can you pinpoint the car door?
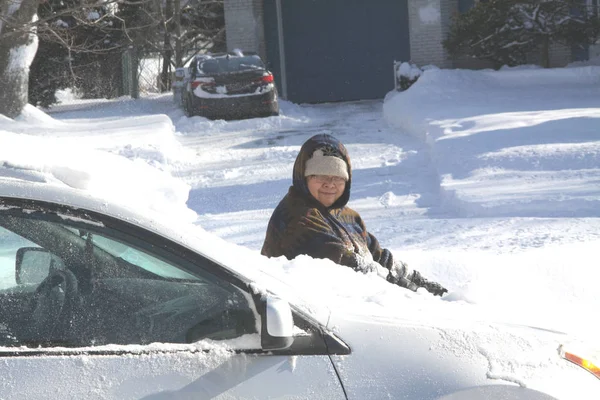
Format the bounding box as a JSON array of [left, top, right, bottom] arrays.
[[0, 197, 347, 400]]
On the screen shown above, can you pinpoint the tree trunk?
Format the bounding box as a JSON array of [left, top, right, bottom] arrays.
[[0, 0, 39, 118], [160, 0, 174, 92], [161, 48, 173, 93], [131, 48, 140, 99], [174, 0, 182, 68], [540, 36, 551, 68]]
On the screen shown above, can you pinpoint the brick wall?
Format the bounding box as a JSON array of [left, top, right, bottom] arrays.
[[408, 0, 457, 68], [224, 0, 266, 59], [549, 43, 574, 67], [525, 43, 574, 67]]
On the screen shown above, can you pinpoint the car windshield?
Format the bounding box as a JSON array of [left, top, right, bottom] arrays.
[[198, 56, 265, 74]]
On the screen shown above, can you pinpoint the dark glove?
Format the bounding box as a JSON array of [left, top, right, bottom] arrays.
[[410, 270, 448, 297], [387, 263, 448, 297], [386, 261, 419, 291]]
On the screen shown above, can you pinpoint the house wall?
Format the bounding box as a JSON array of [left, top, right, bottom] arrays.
[[550, 43, 575, 67], [408, 0, 457, 68], [226, 0, 582, 77], [451, 56, 496, 70], [224, 0, 266, 59], [523, 43, 574, 67]]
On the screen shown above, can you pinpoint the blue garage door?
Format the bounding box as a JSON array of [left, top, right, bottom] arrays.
[[264, 0, 410, 103]]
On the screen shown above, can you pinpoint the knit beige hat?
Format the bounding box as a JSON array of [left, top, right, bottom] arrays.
[[304, 149, 349, 180]]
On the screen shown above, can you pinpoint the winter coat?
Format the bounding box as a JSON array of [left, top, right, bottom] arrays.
[[261, 134, 397, 273]]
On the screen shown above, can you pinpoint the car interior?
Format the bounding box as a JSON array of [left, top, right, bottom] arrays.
[[0, 212, 257, 348]]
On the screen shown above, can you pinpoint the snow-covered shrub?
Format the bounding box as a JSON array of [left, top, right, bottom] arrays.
[[444, 0, 600, 68], [395, 63, 440, 91], [395, 62, 423, 91]]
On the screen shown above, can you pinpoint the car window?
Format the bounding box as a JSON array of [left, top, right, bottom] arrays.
[[0, 211, 257, 349], [199, 56, 265, 74], [64, 227, 197, 280]]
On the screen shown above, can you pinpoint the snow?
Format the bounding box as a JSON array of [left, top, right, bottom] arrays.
[[7, 41, 39, 75], [383, 66, 600, 218], [2, 334, 261, 355], [0, 104, 196, 223], [419, 5, 441, 24], [1, 66, 599, 351], [397, 62, 422, 81], [568, 54, 600, 67]]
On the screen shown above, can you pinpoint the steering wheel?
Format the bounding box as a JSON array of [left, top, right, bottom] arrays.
[[26, 269, 80, 344]]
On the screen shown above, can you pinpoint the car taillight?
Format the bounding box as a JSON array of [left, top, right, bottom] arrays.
[[191, 80, 215, 90], [259, 74, 274, 84], [559, 345, 600, 379]]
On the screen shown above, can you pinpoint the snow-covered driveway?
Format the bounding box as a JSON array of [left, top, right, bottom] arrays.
[[45, 92, 600, 260], [173, 100, 443, 250], [169, 96, 600, 260], [172, 94, 600, 336]]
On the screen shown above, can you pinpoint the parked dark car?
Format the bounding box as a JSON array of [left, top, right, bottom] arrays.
[[179, 52, 279, 119]]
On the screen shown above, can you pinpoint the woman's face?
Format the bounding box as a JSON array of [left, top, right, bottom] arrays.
[[306, 175, 346, 207]]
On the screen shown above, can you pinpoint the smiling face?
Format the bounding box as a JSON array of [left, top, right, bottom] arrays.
[[306, 175, 346, 207]]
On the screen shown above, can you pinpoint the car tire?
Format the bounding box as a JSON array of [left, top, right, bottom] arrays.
[[183, 96, 194, 117]]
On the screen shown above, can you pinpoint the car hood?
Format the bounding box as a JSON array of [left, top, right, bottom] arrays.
[[327, 310, 598, 400]]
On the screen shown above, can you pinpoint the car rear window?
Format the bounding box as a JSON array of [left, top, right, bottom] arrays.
[[198, 56, 265, 74]]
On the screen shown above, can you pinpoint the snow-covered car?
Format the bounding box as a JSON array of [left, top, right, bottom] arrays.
[[181, 52, 279, 119], [0, 176, 597, 400]]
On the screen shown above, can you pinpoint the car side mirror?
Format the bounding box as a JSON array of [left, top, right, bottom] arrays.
[[15, 247, 64, 285], [260, 295, 294, 351]]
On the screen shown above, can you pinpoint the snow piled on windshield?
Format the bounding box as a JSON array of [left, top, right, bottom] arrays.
[[1, 67, 599, 344]]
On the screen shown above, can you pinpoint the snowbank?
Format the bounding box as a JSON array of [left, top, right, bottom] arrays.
[[567, 55, 600, 68], [0, 104, 197, 223], [383, 66, 600, 217]]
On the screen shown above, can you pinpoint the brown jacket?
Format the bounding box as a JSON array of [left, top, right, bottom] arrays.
[[261, 134, 396, 272]]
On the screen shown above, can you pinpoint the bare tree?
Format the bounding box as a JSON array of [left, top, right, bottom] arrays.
[[1, 0, 40, 118], [1, 0, 128, 116], [1, 0, 224, 117], [156, 0, 225, 92]]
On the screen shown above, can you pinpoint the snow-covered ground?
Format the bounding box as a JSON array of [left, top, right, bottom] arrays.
[[1, 66, 599, 344]]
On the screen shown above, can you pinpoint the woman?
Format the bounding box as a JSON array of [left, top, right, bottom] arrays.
[[261, 134, 447, 296]]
